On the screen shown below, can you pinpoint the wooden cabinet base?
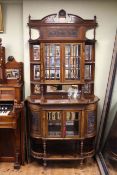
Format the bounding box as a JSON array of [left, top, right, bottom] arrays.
[[27, 97, 99, 167]]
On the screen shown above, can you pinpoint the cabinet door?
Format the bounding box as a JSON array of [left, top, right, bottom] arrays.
[[45, 111, 62, 137], [64, 111, 81, 138], [29, 104, 42, 138], [44, 44, 61, 82], [64, 43, 81, 81]]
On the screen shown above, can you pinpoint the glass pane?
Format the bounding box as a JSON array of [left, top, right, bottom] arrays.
[[47, 112, 61, 137], [33, 45, 40, 60], [83, 84, 92, 94], [65, 112, 80, 136], [85, 65, 92, 80], [87, 111, 96, 134], [33, 65, 40, 80], [65, 44, 80, 80], [85, 45, 92, 61], [45, 44, 60, 80], [33, 84, 40, 94], [31, 112, 40, 134]]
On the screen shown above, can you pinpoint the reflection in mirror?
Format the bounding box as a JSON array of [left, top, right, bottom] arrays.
[[96, 31, 117, 175], [31, 29, 40, 40], [86, 29, 94, 40], [46, 84, 81, 100], [101, 75, 117, 175]]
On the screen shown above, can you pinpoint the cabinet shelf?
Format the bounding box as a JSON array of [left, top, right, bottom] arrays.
[[31, 149, 43, 159], [40, 82, 85, 85], [30, 133, 42, 139], [30, 61, 41, 64], [85, 39, 96, 44], [85, 61, 95, 65], [44, 154, 81, 160], [31, 150, 95, 160], [29, 39, 40, 44]]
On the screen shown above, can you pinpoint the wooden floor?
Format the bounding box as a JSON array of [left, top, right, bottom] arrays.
[[0, 160, 100, 175], [105, 158, 117, 175]]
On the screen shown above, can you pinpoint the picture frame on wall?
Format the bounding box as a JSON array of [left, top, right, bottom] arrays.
[[0, 4, 4, 33]]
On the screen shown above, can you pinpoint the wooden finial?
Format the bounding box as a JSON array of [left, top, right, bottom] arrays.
[[29, 14, 31, 22], [0, 38, 2, 46]]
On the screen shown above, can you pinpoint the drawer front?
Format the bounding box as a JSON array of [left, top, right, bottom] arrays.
[[0, 116, 16, 129]]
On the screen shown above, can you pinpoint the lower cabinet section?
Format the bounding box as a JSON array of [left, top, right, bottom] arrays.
[[30, 138, 95, 164], [27, 97, 98, 166]]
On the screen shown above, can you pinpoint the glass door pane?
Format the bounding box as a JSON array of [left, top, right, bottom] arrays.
[[65, 111, 80, 136], [85, 45, 92, 61], [31, 111, 41, 137], [44, 44, 60, 80], [47, 111, 62, 137], [65, 44, 81, 80], [85, 64, 92, 80]]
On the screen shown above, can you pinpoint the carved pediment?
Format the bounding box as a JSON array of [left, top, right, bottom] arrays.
[[41, 9, 85, 24], [28, 9, 97, 41]]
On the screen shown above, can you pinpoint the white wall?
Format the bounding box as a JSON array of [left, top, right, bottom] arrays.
[[22, 0, 117, 128], [0, 1, 23, 61], [0, 0, 117, 130]]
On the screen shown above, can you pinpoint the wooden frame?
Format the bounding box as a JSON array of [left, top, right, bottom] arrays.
[[96, 31, 117, 175], [0, 42, 24, 169], [0, 4, 3, 33]]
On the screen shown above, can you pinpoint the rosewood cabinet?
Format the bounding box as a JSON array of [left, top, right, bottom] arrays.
[[0, 40, 24, 169], [27, 10, 99, 166]]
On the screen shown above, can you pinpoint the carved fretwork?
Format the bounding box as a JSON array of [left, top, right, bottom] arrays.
[[5, 56, 23, 84], [28, 9, 97, 41], [0, 38, 5, 83]]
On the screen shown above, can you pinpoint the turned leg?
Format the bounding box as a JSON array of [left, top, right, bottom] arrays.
[[74, 140, 78, 157], [43, 140, 47, 167], [80, 140, 84, 166], [14, 152, 20, 169], [14, 115, 21, 169], [21, 109, 25, 165]]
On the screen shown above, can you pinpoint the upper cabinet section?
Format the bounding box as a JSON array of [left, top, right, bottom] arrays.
[[28, 10, 97, 98], [28, 9, 97, 42], [43, 43, 82, 83]]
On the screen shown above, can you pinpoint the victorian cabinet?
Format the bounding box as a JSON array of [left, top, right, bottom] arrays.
[[27, 10, 99, 166], [0, 39, 24, 169]]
